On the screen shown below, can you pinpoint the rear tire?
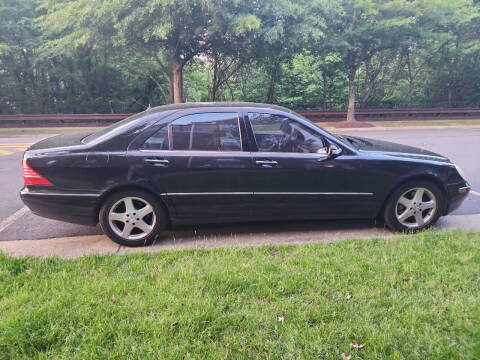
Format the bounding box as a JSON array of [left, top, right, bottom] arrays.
[[99, 189, 167, 247], [384, 180, 444, 232]]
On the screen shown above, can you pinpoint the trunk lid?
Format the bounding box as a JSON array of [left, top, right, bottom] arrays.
[[27, 132, 92, 151]]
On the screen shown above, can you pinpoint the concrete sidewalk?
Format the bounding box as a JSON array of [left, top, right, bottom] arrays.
[[1, 214, 479, 259]]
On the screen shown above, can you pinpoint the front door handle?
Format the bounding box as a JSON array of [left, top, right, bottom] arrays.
[[256, 160, 278, 167], [144, 158, 170, 166]]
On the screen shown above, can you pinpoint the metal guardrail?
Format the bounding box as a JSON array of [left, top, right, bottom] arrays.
[[1, 108, 480, 127], [0, 113, 131, 127], [296, 108, 480, 122]]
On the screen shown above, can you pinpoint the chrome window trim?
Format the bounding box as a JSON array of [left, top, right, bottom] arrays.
[[139, 149, 247, 155], [138, 150, 328, 157], [252, 151, 328, 158]]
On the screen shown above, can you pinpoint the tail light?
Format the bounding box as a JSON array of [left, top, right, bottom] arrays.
[[22, 159, 52, 186]]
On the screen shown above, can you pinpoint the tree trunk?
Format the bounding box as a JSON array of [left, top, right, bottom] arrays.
[[211, 55, 219, 102], [407, 79, 415, 107], [172, 56, 184, 103], [447, 82, 453, 107], [151, 52, 174, 104], [265, 60, 280, 104], [22, 49, 39, 113], [346, 66, 357, 122], [321, 71, 328, 110], [147, 73, 170, 104], [406, 52, 415, 107], [346, 8, 358, 122], [168, 77, 174, 104]]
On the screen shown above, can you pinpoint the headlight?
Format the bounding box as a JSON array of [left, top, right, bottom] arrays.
[[454, 164, 467, 181]]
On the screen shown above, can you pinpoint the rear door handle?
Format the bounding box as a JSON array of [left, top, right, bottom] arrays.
[[256, 160, 278, 167], [144, 158, 170, 166]]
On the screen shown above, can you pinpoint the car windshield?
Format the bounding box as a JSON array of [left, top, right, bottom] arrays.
[[291, 111, 350, 146], [82, 111, 148, 144], [332, 134, 358, 148]]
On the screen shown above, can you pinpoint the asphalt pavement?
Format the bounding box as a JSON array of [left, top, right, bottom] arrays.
[[0, 127, 479, 242], [341, 127, 480, 215]]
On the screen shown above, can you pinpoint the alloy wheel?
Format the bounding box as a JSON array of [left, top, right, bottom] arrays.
[[108, 196, 156, 240], [395, 187, 437, 229]]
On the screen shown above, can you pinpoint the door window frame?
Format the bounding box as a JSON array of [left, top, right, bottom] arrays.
[[127, 106, 352, 155]]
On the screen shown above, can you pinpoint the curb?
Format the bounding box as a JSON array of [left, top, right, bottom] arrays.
[[1, 214, 480, 259], [0, 220, 393, 259]]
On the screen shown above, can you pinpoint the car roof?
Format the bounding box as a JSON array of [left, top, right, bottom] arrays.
[[144, 102, 293, 115]]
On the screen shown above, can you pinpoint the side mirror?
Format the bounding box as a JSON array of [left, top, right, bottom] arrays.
[[316, 147, 329, 156], [329, 143, 342, 156]]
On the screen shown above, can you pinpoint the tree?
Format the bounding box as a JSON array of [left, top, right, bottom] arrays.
[[422, 0, 480, 107], [37, 0, 262, 104], [2, 0, 480, 114], [320, 0, 417, 121], [251, 0, 326, 104], [0, 0, 40, 113], [395, 0, 472, 107], [356, 49, 396, 108]]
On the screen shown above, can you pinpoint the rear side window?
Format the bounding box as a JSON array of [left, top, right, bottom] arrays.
[[142, 112, 241, 151]]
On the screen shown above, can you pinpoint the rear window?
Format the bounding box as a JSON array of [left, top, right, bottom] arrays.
[[82, 111, 148, 144]]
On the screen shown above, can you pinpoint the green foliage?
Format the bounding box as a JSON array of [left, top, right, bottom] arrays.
[[1, 0, 480, 113], [0, 231, 479, 358]]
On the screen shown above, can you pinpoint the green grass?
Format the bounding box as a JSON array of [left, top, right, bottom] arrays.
[[0, 127, 102, 135], [1, 230, 479, 359]]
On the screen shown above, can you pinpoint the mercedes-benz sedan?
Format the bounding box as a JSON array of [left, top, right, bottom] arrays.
[[20, 103, 470, 246]]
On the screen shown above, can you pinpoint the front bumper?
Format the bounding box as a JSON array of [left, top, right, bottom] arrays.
[[20, 187, 100, 226], [444, 183, 471, 215]]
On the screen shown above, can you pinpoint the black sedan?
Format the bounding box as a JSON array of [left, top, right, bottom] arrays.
[[20, 103, 470, 246]]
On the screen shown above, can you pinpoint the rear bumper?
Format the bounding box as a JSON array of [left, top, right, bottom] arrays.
[[445, 183, 471, 215], [20, 187, 100, 226]]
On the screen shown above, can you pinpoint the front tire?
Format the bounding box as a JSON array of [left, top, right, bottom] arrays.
[[384, 180, 444, 232], [99, 189, 167, 247]]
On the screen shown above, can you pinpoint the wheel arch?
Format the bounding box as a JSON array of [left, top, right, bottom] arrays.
[[377, 174, 448, 219], [94, 185, 172, 227]]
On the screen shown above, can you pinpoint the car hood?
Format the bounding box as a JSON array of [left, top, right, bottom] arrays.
[[339, 135, 451, 163], [27, 132, 92, 151]]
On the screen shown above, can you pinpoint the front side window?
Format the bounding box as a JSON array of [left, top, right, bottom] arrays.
[[142, 112, 241, 151], [248, 112, 325, 153]]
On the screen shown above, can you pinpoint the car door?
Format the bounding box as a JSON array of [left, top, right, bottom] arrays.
[[246, 111, 377, 220], [128, 110, 253, 221]]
